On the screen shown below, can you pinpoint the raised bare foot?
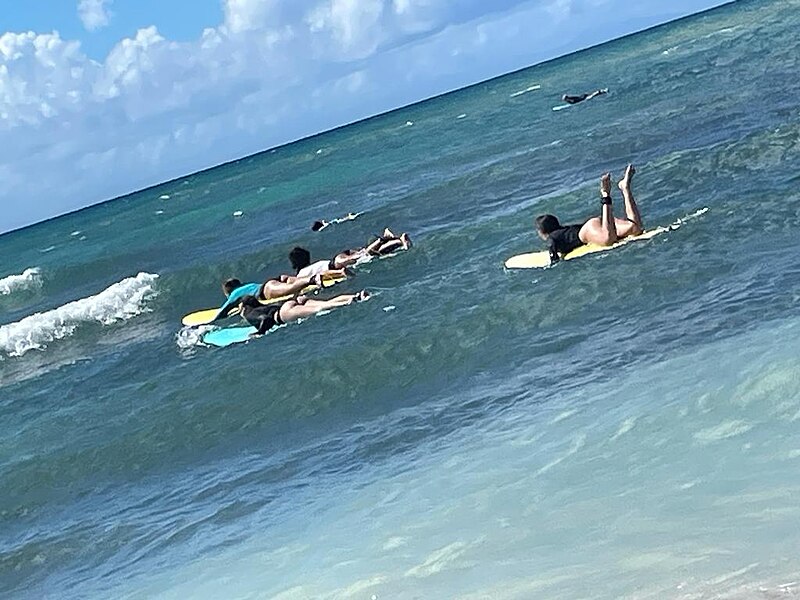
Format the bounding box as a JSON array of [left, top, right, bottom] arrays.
[[618, 164, 635, 192], [400, 233, 412, 249], [600, 172, 612, 198]]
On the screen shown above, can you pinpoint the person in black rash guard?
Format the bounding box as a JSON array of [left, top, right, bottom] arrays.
[[535, 215, 585, 264], [238, 290, 369, 335], [561, 88, 608, 104], [535, 164, 644, 264]]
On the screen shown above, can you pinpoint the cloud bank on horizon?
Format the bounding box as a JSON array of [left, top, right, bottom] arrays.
[[0, 0, 726, 232]]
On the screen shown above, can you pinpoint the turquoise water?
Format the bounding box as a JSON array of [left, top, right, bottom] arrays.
[[2, 1, 800, 597]]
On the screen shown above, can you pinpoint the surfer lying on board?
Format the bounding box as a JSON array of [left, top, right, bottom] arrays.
[[311, 212, 362, 232], [562, 88, 608, 104], [289, 228, 412, 276], [239, 291, 369, 335], [535, 164, 643, 264], [216, 273, 329, 316]]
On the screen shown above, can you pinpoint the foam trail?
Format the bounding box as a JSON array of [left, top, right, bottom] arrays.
[[510, 84, 541, 98], [0, 268, 41, 295], [0, 272, 158, 357]]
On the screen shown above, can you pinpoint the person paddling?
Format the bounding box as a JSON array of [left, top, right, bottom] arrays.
[[561, 88, 608, 104], [238, 290, 369, 335]]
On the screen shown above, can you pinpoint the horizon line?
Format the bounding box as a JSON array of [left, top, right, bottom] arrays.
[[2, 0, 735, 238]]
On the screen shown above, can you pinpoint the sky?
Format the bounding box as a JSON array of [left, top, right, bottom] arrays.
[[0, 0, 730, 233]]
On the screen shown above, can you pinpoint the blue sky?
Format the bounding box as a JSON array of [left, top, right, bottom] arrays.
[[0, 0, 729, 233]]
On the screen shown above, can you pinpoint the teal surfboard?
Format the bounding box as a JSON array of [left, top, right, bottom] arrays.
[[202, 326, 258, 348]]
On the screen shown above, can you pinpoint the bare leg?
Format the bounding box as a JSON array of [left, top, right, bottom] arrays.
[[599, 172, 618, 243], [278, 291, 367, 322], [262, 274, 317, 299], [579, 173, 618, 246], [618, 164, 643, 236], [333, 249, 366, 269], [376, 239, 404, 254]]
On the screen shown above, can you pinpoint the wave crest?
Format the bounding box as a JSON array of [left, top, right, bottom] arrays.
[[0, 272, 159, 357], [0, 268, 41, 295]]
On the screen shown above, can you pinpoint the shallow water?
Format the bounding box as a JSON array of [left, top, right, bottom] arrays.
[[2, 0, 800, 597]]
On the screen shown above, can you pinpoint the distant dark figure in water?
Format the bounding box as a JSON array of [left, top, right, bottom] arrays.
[[562, 88, 608, 104], [311, 212, 362, 232]]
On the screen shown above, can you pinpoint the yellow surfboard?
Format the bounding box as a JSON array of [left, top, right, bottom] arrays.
[[181, 276, 346, 327], [505, 226, 670, 270]]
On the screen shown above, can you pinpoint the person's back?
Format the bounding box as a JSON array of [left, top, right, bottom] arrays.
[[535, 214, 584, 262]]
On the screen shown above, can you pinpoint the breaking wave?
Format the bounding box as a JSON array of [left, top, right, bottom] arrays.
[[0, 268, 41, 296], [0, 272, 159, 357]]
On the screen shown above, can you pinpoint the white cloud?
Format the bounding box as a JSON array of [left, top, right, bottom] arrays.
[[78, 0, 114, 32], [0, 0, 728, 232]]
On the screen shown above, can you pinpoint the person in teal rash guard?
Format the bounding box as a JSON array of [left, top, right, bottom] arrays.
[[212, 273, 325, 322]]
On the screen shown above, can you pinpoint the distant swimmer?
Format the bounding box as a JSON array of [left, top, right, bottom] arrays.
[[561, 88, 608, 104], [238, 290, 369, 335], [535, 164, 643, 264], [311, 212, 362, 232], [289, 228, 412, 276]]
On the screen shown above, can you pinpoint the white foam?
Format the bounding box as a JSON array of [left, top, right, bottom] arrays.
[[0, 272, 158, 357], [175, 325, 214, 351], [159, 194, 170, 200], [510, 84, 541, 98], [0, 268, 41, 296]]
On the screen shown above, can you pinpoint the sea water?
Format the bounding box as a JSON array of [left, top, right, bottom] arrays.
[[2, 0, 800, 597]]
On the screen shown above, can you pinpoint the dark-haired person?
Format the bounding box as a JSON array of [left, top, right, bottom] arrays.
[[212, 272, 326, 321], [561, 88, 608, 104], [288, 247, 351, 279], [535, 164, 643, 264], [239, 290, 369, 335]]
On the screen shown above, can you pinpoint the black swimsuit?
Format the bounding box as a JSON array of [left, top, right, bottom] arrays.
[[242, 303, 283, 335], [563, 94, 589, 104], [547, 224, 585, 262]]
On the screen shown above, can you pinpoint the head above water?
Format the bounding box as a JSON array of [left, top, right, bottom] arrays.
[[311, 220, 326, 232], [289, 246, 312, 272], [535, 214, 562, 236], [222, 278, 243, 296]]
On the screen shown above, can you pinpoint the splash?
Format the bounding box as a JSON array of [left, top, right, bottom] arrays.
[[0, 268, 42, 296], [0, 272, 159, 357]]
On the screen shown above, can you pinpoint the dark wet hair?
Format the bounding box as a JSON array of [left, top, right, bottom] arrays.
[[311, 220, 325, 231], [289, 246, 312, 272], [239, 295, 261, 310], [535, 214, 562, 235], [223, 278, 243, 296]]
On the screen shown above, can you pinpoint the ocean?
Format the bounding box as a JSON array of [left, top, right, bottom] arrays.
[[2, 0, 800, 597]]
